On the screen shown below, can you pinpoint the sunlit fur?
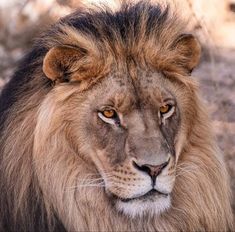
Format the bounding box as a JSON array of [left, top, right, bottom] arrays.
[[0, 1, 234, 232]]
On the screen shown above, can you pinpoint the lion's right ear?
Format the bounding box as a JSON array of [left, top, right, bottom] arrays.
[[43, 46, 84, 82]]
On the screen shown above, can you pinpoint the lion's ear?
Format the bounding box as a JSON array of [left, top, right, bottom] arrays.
[[43, 46, 84, 82], [174, 34, 201, 73]]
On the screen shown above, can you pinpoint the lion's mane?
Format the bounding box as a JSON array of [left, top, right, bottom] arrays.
[[0, 2, 234, 232]]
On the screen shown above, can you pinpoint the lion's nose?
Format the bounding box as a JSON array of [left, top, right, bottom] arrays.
[[132, 160, 169, 182]]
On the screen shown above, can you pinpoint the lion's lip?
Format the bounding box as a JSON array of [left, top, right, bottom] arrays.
[[114, 189, 169, 203]]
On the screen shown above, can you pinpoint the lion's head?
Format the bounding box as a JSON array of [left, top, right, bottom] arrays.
[[0, 2, 234, 232], [37, 67, 184, 218]]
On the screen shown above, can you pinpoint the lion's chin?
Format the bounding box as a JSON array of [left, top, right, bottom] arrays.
[[114, 190, 171, 218]]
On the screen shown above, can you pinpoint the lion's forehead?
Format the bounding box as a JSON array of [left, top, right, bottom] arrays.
[[101, 68, 173, 110]]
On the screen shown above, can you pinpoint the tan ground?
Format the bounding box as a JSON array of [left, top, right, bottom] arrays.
[[0, 0, 234, 216]]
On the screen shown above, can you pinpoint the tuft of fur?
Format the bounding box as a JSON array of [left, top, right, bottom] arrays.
[[0, 1, 234, 232]]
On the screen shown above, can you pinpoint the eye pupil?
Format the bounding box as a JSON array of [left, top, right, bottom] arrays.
[[103, 109, 115, 118], [160, 105, 170, 114]]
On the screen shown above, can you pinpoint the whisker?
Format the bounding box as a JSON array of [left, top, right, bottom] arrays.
[[64, 171, 115, 192]]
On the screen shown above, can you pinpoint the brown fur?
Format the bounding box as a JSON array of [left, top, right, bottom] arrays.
[[0, 1, 234, 231]]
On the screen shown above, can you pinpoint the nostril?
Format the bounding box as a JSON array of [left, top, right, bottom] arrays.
[[132, 160, 169, 178], [132, 161, 152, 175]]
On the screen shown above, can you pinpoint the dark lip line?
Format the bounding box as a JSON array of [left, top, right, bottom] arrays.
[[115, 189, 169, 203]]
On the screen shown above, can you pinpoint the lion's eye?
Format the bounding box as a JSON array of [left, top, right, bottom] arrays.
[[102, 109, 116, 118], [159, 104, 175, 120], [159, 105, 170, 114], [98, 109, 119, 125]]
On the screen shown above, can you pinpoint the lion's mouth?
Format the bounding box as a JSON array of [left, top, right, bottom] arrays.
[[113, 189, 169, 203]]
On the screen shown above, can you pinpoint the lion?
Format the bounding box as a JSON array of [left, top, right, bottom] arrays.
[[0, 2, 234, 232]]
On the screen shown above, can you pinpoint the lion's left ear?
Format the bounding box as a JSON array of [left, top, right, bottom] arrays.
[[174, 34, 201, 73]]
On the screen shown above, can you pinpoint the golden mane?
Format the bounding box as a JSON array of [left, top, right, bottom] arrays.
[[0, 1, 234, 231]]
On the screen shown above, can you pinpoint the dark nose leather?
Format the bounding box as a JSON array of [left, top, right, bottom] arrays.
[[133, 160, 169, 180]]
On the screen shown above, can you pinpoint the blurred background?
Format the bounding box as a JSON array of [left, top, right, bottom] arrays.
[[0, 0, 234, 216]]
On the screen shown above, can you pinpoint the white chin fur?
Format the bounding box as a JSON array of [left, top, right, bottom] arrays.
[[116, 195, 171, 218]]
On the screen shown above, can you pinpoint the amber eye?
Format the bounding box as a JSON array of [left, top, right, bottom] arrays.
[[98, 109, 119, 125], [159, 105, 171, 114], [102, 109, 116, 118]]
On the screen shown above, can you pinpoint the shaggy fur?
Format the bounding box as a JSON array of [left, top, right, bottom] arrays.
[[0, 1, 234, 231]]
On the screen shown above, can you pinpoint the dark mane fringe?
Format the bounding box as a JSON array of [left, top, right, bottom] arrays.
[[64, 1, 170, 42]]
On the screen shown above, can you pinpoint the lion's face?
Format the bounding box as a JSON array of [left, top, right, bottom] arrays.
[[66, 68, 185, 217]]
